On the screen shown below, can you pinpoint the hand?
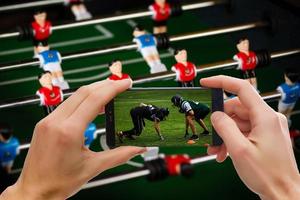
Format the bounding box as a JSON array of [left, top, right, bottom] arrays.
[[1, 79, 145, 200], [200, 75, 300, 200]]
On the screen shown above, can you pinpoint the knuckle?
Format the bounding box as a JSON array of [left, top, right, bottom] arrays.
[[89, 91, 101, 102], [56, 124, 73, 145], [270, 112, 281, 123], [212, 114, 232, 131], [77, 85, 91, 96], [60, 122, 74, 137], [35, 118, 52, 133], [276, 112, 289, 130], [276, 112, 287, 123], [233, 142, 250, 157], [241, 79, 251, 88], [263, 111, 283, 127], [110, 83, 120, 94]]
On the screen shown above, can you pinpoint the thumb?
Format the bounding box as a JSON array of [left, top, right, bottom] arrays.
[[211, 111, 250, 156], [85, 146, 146, 178]]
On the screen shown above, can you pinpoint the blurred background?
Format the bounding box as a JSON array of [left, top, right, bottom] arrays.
[[0, 0, 299, 199]]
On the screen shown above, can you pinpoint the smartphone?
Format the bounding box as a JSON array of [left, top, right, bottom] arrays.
[[105, 87, 223, 149]]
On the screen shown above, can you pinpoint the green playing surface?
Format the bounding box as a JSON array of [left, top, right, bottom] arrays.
[[0, 11, 299, 200]]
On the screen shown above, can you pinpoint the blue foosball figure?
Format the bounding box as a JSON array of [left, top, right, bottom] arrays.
[[84, 123, 97, 148], [0, 123, 20, 174]]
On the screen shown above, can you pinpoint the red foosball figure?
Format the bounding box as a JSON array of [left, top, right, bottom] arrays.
[[171, 49, 197, 87], [107, 60, 132, 87], [31, 10, 52, 55], [149, 0, 171, 34], [36, 71, 63, 115], [233, 38, 258, 89]]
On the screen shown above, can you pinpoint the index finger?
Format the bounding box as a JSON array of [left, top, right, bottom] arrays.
[[200, 75, 270, 115], [68, 79, 132, 127], [48, 80, 109, 121]]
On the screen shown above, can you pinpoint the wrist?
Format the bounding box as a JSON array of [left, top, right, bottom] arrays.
[[261, 174, 300, 200]]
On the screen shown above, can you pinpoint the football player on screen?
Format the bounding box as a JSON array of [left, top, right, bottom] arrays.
[[171, 95, 210, 141], [117, 103, 169, 142]]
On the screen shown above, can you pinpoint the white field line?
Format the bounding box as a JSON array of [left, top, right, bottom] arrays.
[[126, 20, 138, 28], [0, 53, 172, 86], [0, 25, 113, 56]]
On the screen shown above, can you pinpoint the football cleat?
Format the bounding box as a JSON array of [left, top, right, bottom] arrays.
[[116, 131, 124, 143], [189, 134, 199, 141], [201, 130, 210, 136]]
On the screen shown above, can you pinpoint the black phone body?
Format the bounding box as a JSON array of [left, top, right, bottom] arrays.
[[105, 87, 223, 149]]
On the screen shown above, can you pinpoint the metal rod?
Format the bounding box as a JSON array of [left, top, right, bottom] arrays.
[[0, 21, 266, 72], [0, 32, 19, 38], [0, 0, 65, 12], [0, 60, 40, 71], [261, 92, 281, 101], [0, 98, 40, 110], [0, 0, 222, 39], [62, 44, 138, 61], [190, 155, 218, 165], [19, 143, 31, 151], [170, 21, 267, 42], [270, 49, 300, 59], [82, 169, 151, 189]]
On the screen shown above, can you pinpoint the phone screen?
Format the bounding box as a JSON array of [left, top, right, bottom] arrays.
[[105, 87, 223, 148]]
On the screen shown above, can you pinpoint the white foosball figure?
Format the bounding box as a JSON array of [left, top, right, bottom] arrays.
[[64, 0, 92, 21], [133, 25, 167, 74], [36, 46, 70, 90]]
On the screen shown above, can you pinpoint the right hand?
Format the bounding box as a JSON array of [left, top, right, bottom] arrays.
[[200, 75, 300, 200]]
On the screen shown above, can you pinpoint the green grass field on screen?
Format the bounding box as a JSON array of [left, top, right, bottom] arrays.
[[114, 89, 212, 147]]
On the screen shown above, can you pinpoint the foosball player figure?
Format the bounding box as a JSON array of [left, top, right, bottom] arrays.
[[107, 60, 132, 86], [36, 45, 70, 90], [0, 123, 20, 174], [64, 0, 92, 21], [84, 123, 97, 148], [36, 71, 64, 115], [233, 38, 258, 90], [149, 0, 171, 34], [0, 123, 20, 192], [277, 68, 300, 126], [145, 154, 194, 181], [171, 49, 197, 87], [31, 10, 52, 55], [133, 25, 167, 74]]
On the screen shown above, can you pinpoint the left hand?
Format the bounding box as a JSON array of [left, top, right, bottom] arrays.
[[1, 79, 146, 200]]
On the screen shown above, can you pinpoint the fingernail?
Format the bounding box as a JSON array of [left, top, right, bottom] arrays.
[[137, 147, 147, 154], [211, 111, 224, 125]]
